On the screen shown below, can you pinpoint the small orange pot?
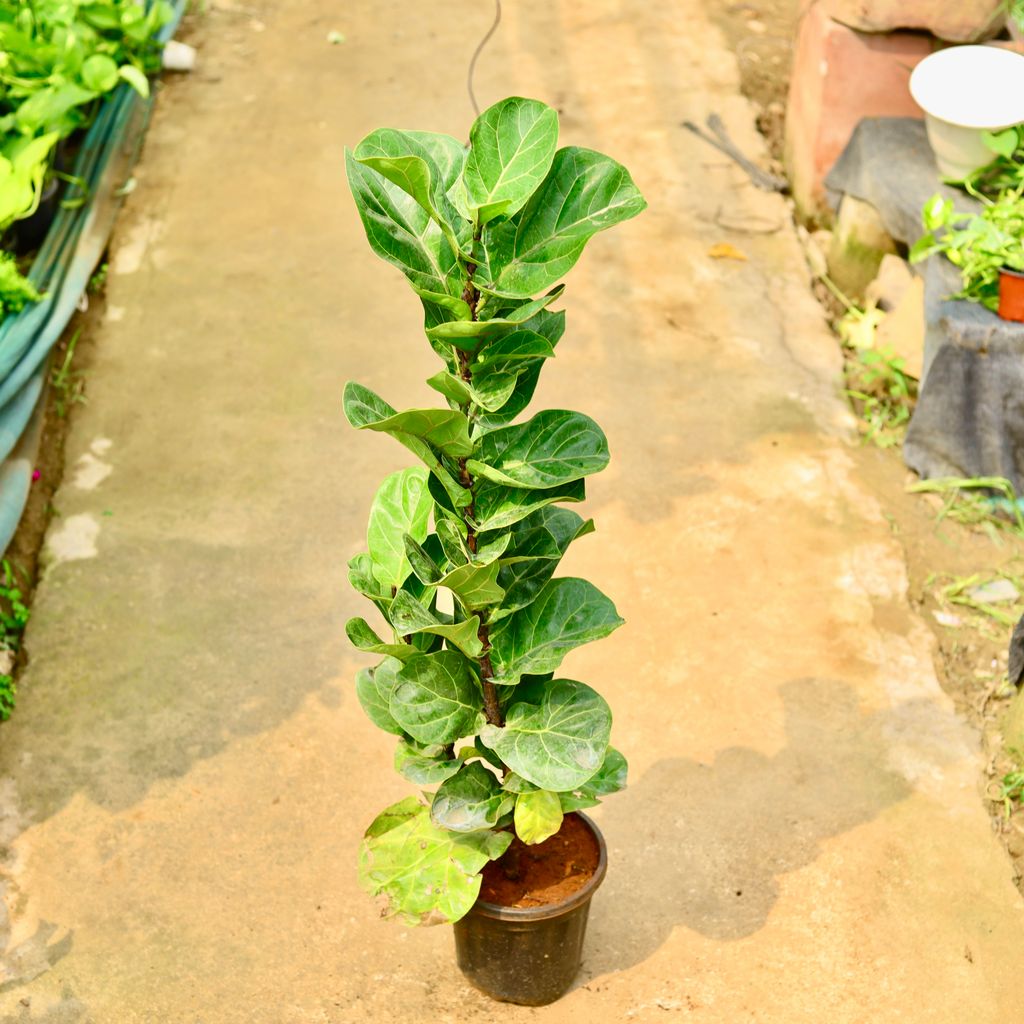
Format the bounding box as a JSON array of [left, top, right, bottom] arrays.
[[998, 267, 1024, 323]]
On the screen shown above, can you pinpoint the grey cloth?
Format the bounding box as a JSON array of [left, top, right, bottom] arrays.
[[826, 117, 1024, 494]]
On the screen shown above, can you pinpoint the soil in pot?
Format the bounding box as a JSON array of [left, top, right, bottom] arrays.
[[480, 813, 601, 908]]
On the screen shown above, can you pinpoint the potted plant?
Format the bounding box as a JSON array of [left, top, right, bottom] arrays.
[[343, 96, 645, 1005], [911, 187, 1024, 321]]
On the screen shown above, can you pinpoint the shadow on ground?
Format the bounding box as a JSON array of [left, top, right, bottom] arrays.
[[584, 677, 938, 973]]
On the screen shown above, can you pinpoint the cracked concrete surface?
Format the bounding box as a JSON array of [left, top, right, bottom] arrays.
[[0, 1, 1022, 1021]]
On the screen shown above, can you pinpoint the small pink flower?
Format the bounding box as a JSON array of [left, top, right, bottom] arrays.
[[32, 469, 40, 481]]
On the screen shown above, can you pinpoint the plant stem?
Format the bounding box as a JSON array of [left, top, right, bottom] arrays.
[[456, 233, 504, 729]]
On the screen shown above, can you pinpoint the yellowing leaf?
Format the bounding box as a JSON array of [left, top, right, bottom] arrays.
[[707, 242, 748, 261]]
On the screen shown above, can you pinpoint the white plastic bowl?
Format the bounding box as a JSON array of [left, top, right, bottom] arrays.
[[909, 45, 1024, 180]]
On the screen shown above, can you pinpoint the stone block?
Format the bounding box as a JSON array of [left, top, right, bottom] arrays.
[[826, 195, 897, 299], [866, 253, 915, 311], [822, 0, 1004, 43], [785, 4, 933, 221], [876, 274, 925, 379]]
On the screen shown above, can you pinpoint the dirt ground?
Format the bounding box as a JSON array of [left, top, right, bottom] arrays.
[[707, 0, 1024, 886]]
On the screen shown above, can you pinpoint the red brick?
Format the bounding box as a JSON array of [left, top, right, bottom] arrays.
[[823, 0, 1004, 43], [785, 5, 933, 221]]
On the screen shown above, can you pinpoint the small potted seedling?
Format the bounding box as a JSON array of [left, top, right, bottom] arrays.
[[343, 96, 645, 1005], [911, 187, 1024, 321]]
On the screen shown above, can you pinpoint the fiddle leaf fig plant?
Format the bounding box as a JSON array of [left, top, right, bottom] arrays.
[[345, 96, 645, 926]]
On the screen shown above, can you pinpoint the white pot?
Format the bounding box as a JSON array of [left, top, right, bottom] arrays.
[[909, 45, 1024, 180]]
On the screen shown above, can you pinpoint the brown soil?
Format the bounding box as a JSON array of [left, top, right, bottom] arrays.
[[705, 0, 800, 162], [3, 267, 104, 682], [479, 814, 600, 909]]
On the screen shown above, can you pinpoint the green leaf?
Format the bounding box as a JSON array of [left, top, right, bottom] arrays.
[[473, 310, 566, 432], [395, 738, 465, 784], [359, 799, 512, 924], [488, 577, 623, 684], [982, 127, 1019, 159], [410, 285, 472, 322], [439, 560, 504, 609], [365, 467, 432, 590], [426, 368, 521, 413], [425, 371, 473, 405], [558, 745, 628, 810], [435, 517, 470, 565], [425, 286, 564, 342], [489, 506, 594, 618], [467, 410, 609, 490], [344, 381, 473, 457], [479, 679, 612, 790], [469, 478, 586, 532], [353, 128, 470, 252], [482, 146, 646, 297], [431, 762, 510, 832], [502, 772, 538, 794], [346, 617, 420, 661], [388, 591, 483, 658], [475, 329, 556, 368], [355, 657, 405, 735], [403, 535, 445, 586], [346, 149, 463, 299], [463, 97, 559, 225], [390, 651, 483, 744], [344, 383, 471, 508], [514, 789, 564, 845], [15, 82, 96, 135], [81, 54, 120, 92]]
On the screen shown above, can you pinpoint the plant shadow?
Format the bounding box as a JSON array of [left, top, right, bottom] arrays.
[[581, 677, 960, 974]]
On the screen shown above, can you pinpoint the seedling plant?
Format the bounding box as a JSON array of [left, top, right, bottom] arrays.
[[911, 188, 1024, 311], [344, 96, 645, 924]]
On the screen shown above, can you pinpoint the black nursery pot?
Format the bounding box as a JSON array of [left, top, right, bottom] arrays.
[[13, 177, 61, 253], [453, 812, 608, 1006]]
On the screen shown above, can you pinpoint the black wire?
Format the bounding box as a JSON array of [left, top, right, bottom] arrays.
[[467, 0, 502, 117]]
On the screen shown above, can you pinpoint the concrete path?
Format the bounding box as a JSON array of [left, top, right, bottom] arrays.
[[1, 2, 1022, 1021]]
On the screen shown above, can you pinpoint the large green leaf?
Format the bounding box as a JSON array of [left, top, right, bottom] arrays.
[[359, 799, 512, 924], [482, 146, 646, 297], [388, 591, 483, 658], [391, 651, 483, 745], [355, 657, 405, 735], [364, 467, 432, 590], [463, 97, 559, 225], [488, 507, 594, 618], [346, 150, 463, 298], [488, 577, 623, 684], [468, 410, 609, 490], [353, 128, 470, 253], [344, 382, 473, 458], [431, 762, 510, 832], [469, 478, 586, 532], [394, 738, 465, 785], [479, 679, 612, 791], [344, 382, 471, 508], [514, 789, 564, 845]]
